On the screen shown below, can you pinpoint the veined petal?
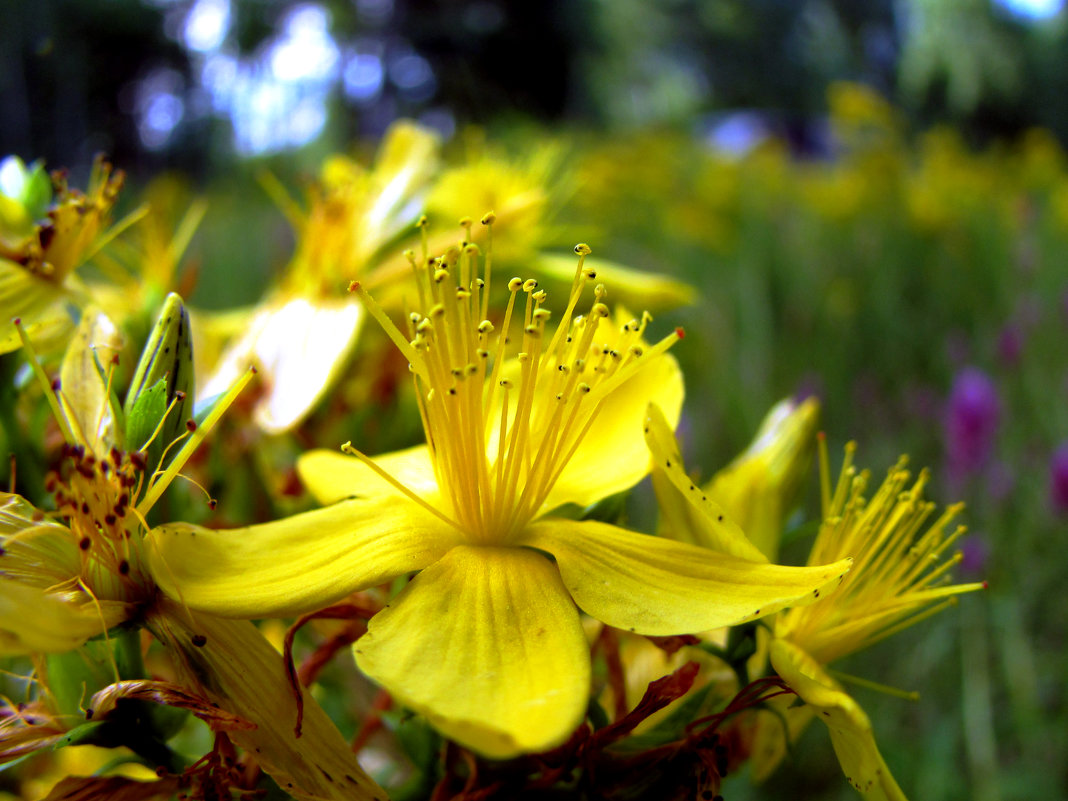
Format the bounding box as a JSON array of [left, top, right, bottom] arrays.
[[59, 308, 123, 457], [540, 347, 684, 512], [147, 496, 458, 618], [521, 518, 851, 636], [199, 296, 363, 434], [770, 638, 908, 801], [297, 444, 439, 505], [0, 581, 129, 655], [645, 402, 768, 562], [147, 599, 386, 801], [355, 545, 590, 759]]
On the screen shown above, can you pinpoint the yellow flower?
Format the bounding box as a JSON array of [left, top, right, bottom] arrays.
[[757, 442, 986, 800], [147, 237, 851, 759], [1, 305, 383, 801], [199, 121, 440, 433]]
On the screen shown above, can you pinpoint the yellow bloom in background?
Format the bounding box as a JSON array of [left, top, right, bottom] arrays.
[[427, 136, 695, 312], [755, 441, 986, 801], [199, 121, 440, 433], [148, 235, 851, 759], [1, 301, 383, 801], [0, 156, 140, 355]]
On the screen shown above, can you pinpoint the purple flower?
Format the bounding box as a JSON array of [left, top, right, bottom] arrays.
[[944, 368, 1000, 489], [1049, 442, 1068, 515]]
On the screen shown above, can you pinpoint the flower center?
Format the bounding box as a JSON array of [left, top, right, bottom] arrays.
[[349, 220, 681, 545]]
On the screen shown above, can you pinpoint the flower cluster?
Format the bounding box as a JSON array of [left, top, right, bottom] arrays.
[[0, 124, 987, 801]]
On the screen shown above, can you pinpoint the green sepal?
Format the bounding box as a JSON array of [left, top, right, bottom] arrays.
[[124, 377, 168, 464]]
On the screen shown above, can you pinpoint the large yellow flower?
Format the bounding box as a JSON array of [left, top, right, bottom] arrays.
[[147, 239, 851, 759]]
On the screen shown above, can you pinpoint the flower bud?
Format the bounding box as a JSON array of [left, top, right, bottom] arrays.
[[123, 292, 194, 470]]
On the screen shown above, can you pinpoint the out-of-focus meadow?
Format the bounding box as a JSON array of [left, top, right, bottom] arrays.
[[2, 1, 1066, 799]]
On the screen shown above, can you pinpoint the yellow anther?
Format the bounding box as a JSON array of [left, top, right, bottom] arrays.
[[532, 289, 548, 303], [582, 268, 597, 279], [434, 268, 449, 283], [518, 352, 530, 362], [459, 216, 473, 227], [417, 318, 433, 333], [508, 277, 524, 291], [591, 303, 610, 318], [417, 215, 428, 228], [532, 308, 552, 321], [522, 278, 538, 292], [499, 378, 513, 388], [430, 304, 446, 318], [574, 243, 592, 256], [524, 325, 540, 336], [477, 348, 489, 359], [481, 211, 496, 225], [577, 382, 591, 393], [463, 243, 480, 255], [478, 320, 495, 334]]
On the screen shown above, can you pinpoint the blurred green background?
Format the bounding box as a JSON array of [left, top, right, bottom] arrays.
[[2, 1, 1066, 799]]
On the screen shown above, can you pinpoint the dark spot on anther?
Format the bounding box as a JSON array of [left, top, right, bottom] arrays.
[[104, 514, 116, 525], [79, 537, 91, 550], [51, 378, 61, 391], [192, 634, 207, 647], [175, 390, 186, 400], [665, 460, 672, 467], [185, 419, 197, 432], [717, 514, 723, 521], [81, 501, 90, 514], [85, 709, 94, 719]]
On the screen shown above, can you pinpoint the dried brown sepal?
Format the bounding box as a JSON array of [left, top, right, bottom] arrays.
[[88, 680, 256, 732]]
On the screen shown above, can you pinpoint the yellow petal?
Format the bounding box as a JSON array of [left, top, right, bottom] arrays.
[[706, 397, 820, 561], [199, 296, 363, 434], [147, 496, 458, 618], [540, 345, 684, 512], [521, 518, 851, 636], [645, 402, 768, 562], [297, 444, 439, 505], [59, 308, 123, 457], [355, 545, 589, 759], [0, 581, 129, 655], [147, 598, 387, 801], [770, 638, 908, 801]]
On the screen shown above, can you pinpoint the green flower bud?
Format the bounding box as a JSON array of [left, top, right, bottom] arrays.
[[123, 292, 195, 471]]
